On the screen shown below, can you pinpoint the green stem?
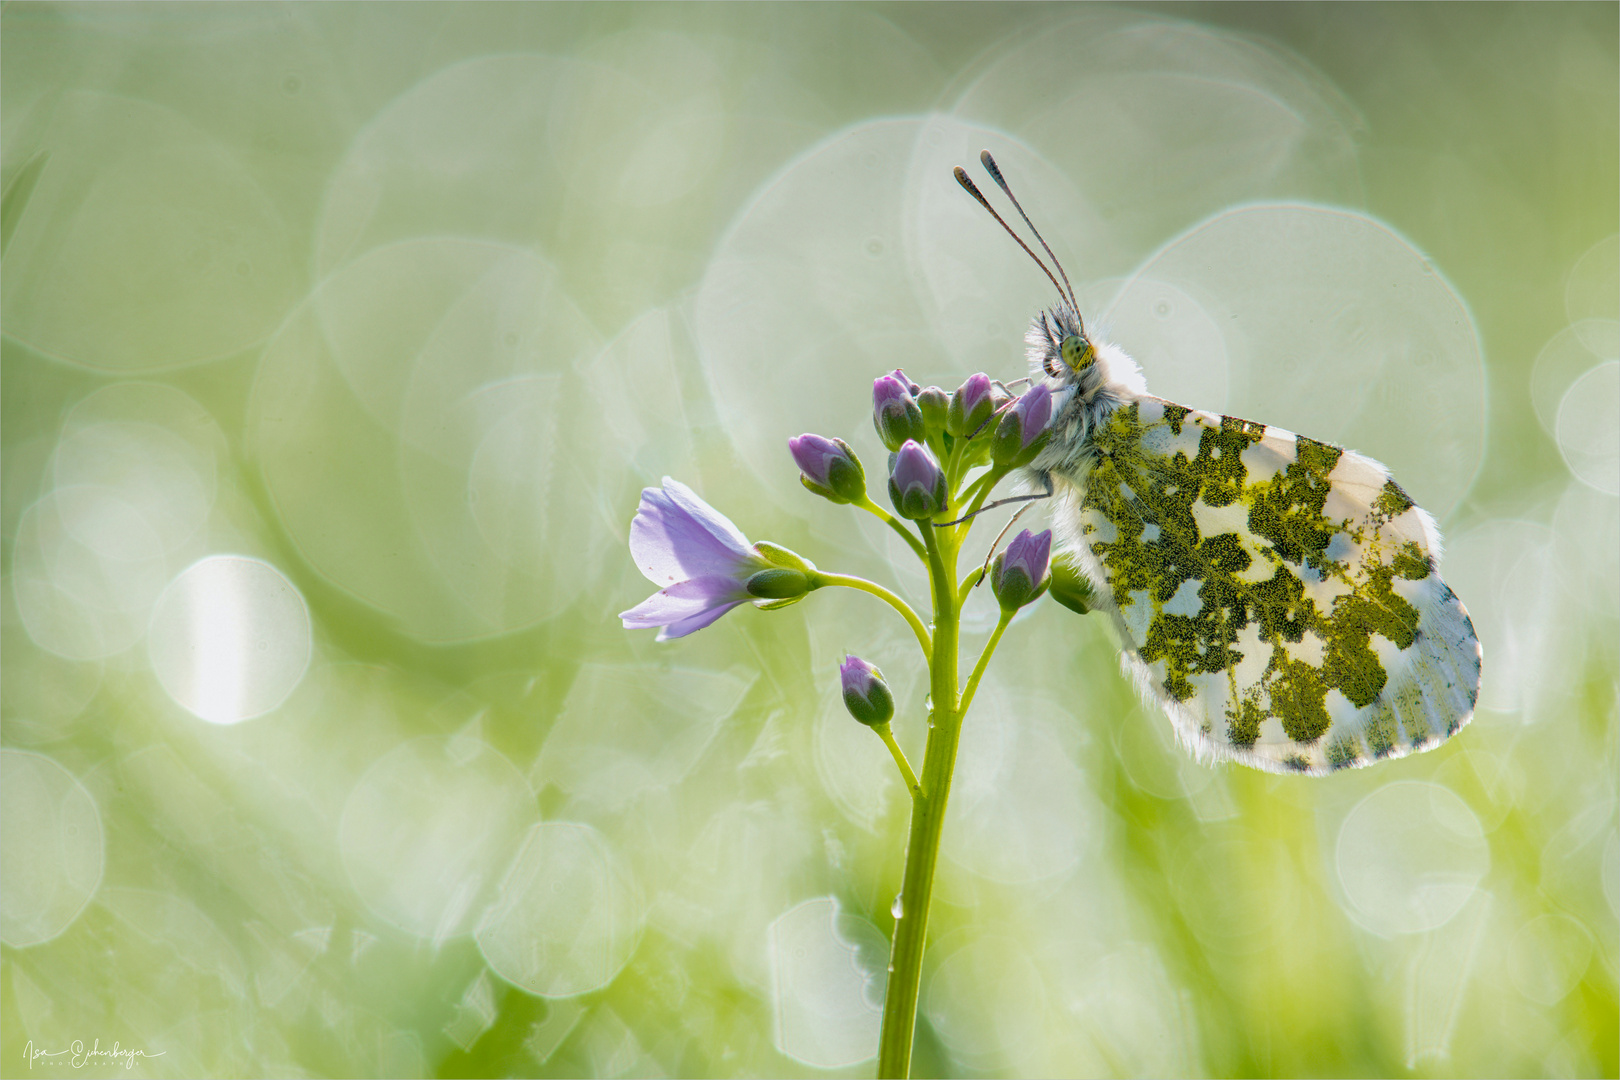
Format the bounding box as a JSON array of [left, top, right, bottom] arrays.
[[956, 466, 999, 510], [943, 435, 968, 491], [932, 463, 1009, 543], [817, 573, 931, 658], [872, 722, 920, 795], [858, 496, 930, 563], [960, 464, 1010, 522], [877, 522, 962, 1079], [959, 610, 1013, 718]]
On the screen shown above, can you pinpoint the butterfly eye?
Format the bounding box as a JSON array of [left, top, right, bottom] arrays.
[[1060, 334, 1096, 372]]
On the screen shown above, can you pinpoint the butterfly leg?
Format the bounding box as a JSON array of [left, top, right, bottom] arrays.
[[966, 397, 1019, 440]]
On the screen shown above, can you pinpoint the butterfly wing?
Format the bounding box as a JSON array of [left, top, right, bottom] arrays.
[[1064, 396, 1481, 774]]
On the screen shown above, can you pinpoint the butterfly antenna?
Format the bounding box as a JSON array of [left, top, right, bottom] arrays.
[[953, 165, 1070, 310], [978, 150, 1082, 329]]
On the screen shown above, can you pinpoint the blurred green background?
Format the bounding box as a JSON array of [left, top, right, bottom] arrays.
[[2, 3, 1616, 1077]]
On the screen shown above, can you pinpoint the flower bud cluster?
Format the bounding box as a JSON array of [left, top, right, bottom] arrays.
[[860, 367, 1054, 522], [626, 354, 1081, 825], [793, 360, 1058, 521]]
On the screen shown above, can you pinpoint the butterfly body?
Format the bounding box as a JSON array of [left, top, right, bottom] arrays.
[[1023, 303, 1482, 775]]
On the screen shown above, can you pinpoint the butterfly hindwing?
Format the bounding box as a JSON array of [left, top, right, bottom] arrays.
[[1065, 396, 1481, 775]]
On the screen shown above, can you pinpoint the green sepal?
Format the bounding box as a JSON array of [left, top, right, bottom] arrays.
[[946, 390, 994, 438], [889, 477, 944, 521], [991, 563, 1050, 612], [753, 542, 816, 573], [799, 475, 845, 503], [824, 448, 868, 504], [745, 568, 812, 599], [991, 424, 1052, 469], [842, 674, 895, 728], [754, 594, 808, 611], [876, 398, 926, 451]]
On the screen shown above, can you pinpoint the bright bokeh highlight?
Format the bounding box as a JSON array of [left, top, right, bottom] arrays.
[[147, 555, 312, 724]]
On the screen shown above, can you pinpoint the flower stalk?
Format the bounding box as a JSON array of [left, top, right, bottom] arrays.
[[877, 515, 964, 1079], [620, 368, 1061, 1079]]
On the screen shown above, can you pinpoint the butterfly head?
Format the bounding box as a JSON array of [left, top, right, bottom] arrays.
[[1033, 303, 1094, 382], [1029, 302, 1144, 408]]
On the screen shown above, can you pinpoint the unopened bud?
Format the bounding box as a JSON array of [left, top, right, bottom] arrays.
[[1048, 554, 1095, 615], [789, 434, 866, 504], [946, 373, 996, 437], [917, 386, 949, 434], [839, 654, 894, 728], [991, 383, 1053, 467], [887, 440, 946, 520], [873, 375, 926, 451], [990, 529, 1052, 611]]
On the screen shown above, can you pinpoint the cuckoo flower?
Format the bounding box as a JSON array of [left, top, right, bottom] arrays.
[[621, 478, 813, 640]]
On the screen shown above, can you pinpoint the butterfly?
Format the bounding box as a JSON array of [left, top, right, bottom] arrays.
[[955, 152, 1482, 775]]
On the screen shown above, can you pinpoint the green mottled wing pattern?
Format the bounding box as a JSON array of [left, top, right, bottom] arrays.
[[1068, 397, 1481, 774]]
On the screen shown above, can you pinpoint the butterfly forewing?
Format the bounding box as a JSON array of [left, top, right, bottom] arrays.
[[1066, 396, 1481, 775]]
